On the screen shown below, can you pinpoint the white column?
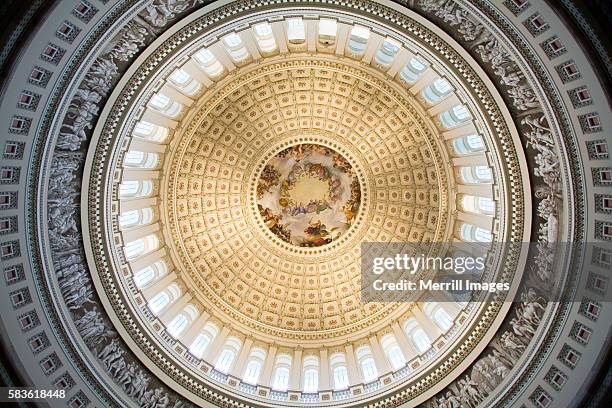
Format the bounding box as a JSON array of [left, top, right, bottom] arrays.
[[121, 169, 160, 181], [289, 348, 303, 390], [159, 293, 192, 325], [392, 321, 418, 361], [387, 49, 413, 77], [241, 28, 262, 60], [121, 223, 160, 243], [409, 70, 437, 94], [362, 33, 383, 64], [141, 109, 178, 129], [457, 183, 494, 197], [344, 344, 360, 385], [427, 94, 460, 116], [319, 348, 330, 390], [203, 325, 230, 362], [412, 305, 441, 342], [334, 23, 350, 56], [369, 335, 391, 375], [140, 272, 176, 299], [120, 197, 158, 213], [179, 310, 210, 346], [180, 59, 213, 87], [442, 122, 476, 140], [271, 21, 288, 53], [231, 337, 253, 377], [127, 138, 167, 153], [457, 211, 493, 230], [260, 345, 277, 387], [130, 248, 166, 274]]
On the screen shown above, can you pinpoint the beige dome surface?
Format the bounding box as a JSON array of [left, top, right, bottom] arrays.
[[163, 59, 450, 337]]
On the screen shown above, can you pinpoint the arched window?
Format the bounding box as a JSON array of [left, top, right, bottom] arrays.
[[375, 38, 401, 66], [412, 329, 431, 353], [118, 207, 154, 229], [193, 49, 225, 78], [302, 355, 319, 393], [167, 304, 198, 338], [318, 19, 337, 45], [477, 197, 495, 214], [119, 180, 154, 198], [148, 292, 170, 315], [133, 121, 168, 143], [169, 69, 201, 96], [440, 105, 471, 128], [272, 354, 292, 391], [459, 195, 494, 215], [422, 78, 453, 103], [167, 314, 189, 338], [124, 234, 159, 260], [133, 260, 167, 289], [189, 322, 219, 358], [404, 318, 432, 353], [459, 223, 492, 243], [124, 151, 145, 167], [149, 93, 182, 118], [243, 347, 266, 385], [356, 346, 378, 382], [287, 18, 305, 44], [459, 165, 493, 184], [223, 33, 249, 62], [434, 308, 453, 331], [451, 134, 485, 155], [149, 93, 170, 110], [330, 353, 349, 390], [347, 25, 370, 56], [133, 266, 155, 288], [381, 334, 406, 370], [254, 23, 277, 53], [399, 57, 427, 83], [215, 337, 241, 374]]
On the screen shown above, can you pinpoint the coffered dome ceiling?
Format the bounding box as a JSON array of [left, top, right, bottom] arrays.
[[0, 1, 610, 408]]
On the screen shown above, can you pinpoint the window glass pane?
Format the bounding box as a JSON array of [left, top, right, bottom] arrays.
[[409, 57, 426, 71], [434, 308, 453, 331], [478, 197, 494, 213], [452, 105, 470, 120], [149, 94, 170, 110], [189, 333, 211, 357], [124, 151, 145, 166], [319, 19, 337, 36], [224, 33, 242, 47], [387, 346, 405, 370], [255, 23, 272, 36], [361, 358, 378, 382], [433, 78, 452, 94], [272, 367, 289, 390], [167, 314, 188, 338], [215, 349, 235, 373], [148, 292, 169, 315], [466, 134, 484, 150], [124, 239, 145, 259], [333, 366, 349, 389], [118, 209, 139, 228], [412, 329, 431, 352], [243, 360, 262, 385], [303, 369, 318, 392], [133, 266, 155, 288], [119, 180, 139, 197], [475, 227, 492, 242]]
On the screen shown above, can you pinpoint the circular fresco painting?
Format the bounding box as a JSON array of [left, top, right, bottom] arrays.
[[256, 144, 361, 247]]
